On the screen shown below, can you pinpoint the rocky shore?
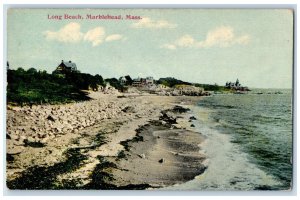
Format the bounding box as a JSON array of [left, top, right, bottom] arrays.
[[6, 91, 206, 189]]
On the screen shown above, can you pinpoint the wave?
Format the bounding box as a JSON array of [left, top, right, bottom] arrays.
[[164, 106, 282, 191]]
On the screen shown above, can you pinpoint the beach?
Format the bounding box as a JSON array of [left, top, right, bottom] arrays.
[[6, 91, 206, 189]]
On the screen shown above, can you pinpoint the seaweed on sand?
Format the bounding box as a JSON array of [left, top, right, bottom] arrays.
[[6, 154, 15, 162], [171, 105, 191, 113], [83, 156, 152, 190], [23, 139, 45, 148], [7, 148, 87, 189], [120, 134, 144, 151], [116, 150, 127, 161], [93, 133, 107, 146], [82, 156, 117, 189]]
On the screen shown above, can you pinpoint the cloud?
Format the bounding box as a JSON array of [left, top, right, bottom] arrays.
[[44, 23, 123, 47], [160, 44, 177, 50], [174, 35, 195, 47], [234, 35, 250, 45], [84, 27, 105, 46], [132, 17, 177, 29], [161, 26, 250, 50], [105, 34, 124, 42], [44, 22, 84, 43], [197, 26, 250, 48]]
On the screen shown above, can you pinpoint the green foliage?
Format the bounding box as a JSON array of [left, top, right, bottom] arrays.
[[124, 75, 133, 85], [105, 78, 124, 91], [157, 77, 192, 88], [7, 68, 107, 106], [194, 83, 230, 91], [64, 72, 105, 91]]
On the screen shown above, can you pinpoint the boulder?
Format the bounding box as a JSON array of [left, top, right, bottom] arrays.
[[122, 106, 135, 113], [172, 105, 190, 113], [47, 115, 56, 122], [139, 153, 146, 159], [172, 124, 182, 129], [23, 138, 45, 148], [159, 112, 177, 124], [189, 116, 197, 120]]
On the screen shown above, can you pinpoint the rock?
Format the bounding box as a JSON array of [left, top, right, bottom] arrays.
[[159, 112, 177, 124], [62, 122, 73, 130], [122, 106, 135, 113], [172, 124, 182, 129], [38, 133, 47, 139], [190, 124, 195, 127], [72, 129, 79, 133], [7, 145, 25, 154], [12, 107, 22, 112], [24, 139, 45, 148], [158, 158, 165, 163], [62, 127, 69, 133], [172, 105, 190, 113], [20, 135, 27, 141], [47, 115, 56, 122], [41, 137, 49, 143], [10, 133, 20, 140], [139, 153, 146, 159], [189, 116, 197, 120], [54, 127, 62, 133]]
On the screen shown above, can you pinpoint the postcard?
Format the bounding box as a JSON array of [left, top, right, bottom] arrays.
[[6, 8, 293, 191]]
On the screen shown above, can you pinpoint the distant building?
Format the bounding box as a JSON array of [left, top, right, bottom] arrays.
[[53, 60, 78, 74], [132, 77, 143, 87], [145, 77, 154, 85], [132, 76, 154, 87], [119, 76, 127, 85], [225, 79, 250, 91]]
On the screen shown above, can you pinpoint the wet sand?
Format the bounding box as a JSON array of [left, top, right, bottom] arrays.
[[111, 121, 206, 188]]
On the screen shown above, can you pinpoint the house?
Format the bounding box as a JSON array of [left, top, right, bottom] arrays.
[[132, 76, 154, 87], [132, 78, 143, 87], [53, 60, 78, 74], [119, 76, 127, 85], [225, 79, 250, 91], [145, 77, 154, 85]]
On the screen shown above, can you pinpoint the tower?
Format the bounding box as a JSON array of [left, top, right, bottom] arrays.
[[236, 79, 240, 86]]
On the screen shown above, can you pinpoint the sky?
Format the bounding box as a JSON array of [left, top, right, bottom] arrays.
[[7, 9, 294, 88]]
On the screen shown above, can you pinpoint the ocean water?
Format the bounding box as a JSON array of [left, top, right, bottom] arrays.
[[166, 89, 293, 191]]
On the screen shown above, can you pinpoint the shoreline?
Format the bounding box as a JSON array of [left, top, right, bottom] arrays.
[[6, 92, 206, 189]]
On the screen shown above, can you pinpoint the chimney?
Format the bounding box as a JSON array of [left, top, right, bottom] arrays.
[[61, 60, 64, 63], [69, 60, 72, 63]]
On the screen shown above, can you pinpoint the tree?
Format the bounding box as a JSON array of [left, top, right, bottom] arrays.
[[105, 78, 123, 91], [16, 67, 25, 74], [125, 75, 133, 85], [27, 68, 37, 75], [94, 74, 104, 86]]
